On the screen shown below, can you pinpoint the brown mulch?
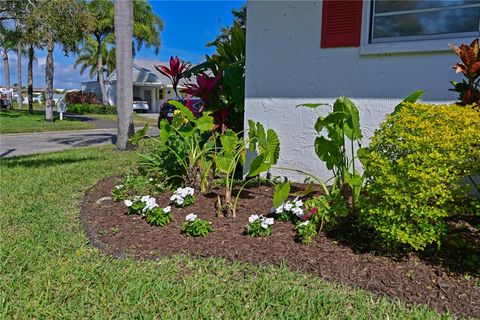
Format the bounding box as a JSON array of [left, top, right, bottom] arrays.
[[80, 177, 480, 318]]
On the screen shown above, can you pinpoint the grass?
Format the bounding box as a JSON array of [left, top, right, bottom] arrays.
[[0, 146, 452, 319], [88, 113, 158, 127], [0, 109, 93, 134]]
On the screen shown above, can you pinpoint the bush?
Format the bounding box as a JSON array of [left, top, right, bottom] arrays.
[[360, 103, 480, 251], [67, 103, 116, 114], [65, 91, 101, 105]]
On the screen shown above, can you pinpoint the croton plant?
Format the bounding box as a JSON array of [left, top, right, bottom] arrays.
[[450, 38, 480, 106]]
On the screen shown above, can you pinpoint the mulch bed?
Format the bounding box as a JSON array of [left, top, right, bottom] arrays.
[[80, 176, 480, 318]]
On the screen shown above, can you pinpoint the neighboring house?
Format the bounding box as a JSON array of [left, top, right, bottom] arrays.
[[81, 60, 187, 113], [245, 0, 480, 181]]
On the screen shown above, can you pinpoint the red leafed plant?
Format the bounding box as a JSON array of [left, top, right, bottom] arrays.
[[155, 56, 189, 98], [450, 38, 480, 106], [181, 73, 222, 106]]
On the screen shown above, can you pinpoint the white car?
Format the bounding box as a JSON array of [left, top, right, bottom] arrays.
[[133, 96, 149, 113]]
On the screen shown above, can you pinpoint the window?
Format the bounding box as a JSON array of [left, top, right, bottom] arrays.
[[370, 0, 480, 43]]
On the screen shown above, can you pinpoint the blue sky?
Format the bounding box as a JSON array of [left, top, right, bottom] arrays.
[[1, 0, 244, 90]]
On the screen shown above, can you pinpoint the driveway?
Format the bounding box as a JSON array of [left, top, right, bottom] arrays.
[[0, 127, 159, 158]]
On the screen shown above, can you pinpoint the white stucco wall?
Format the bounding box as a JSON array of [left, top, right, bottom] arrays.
[[245, 1, 469, 182]]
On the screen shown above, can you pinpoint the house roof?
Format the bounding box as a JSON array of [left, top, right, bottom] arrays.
[[107, 59, 190, 86]]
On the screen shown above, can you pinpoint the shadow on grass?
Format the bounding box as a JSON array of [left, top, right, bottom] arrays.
[[0, 154, 101, 168]]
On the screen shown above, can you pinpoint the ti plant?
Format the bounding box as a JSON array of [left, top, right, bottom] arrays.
[[450, 38, 480, 106], [131, 101, 217, 192], [214, 120, 280, 217], [298, 97, 365, 211]]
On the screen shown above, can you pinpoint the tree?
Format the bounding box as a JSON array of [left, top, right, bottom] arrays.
[[27, 0, 93, 122], [78, 0, 163, 105], [115, 0, 134, 150]]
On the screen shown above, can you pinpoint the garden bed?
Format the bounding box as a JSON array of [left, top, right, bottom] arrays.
[[81, 176, 480, 318]]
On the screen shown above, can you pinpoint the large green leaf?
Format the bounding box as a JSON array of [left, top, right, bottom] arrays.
[[196, 115, 215, 132], [273, 181, 290, 208], [314, 136, 339, 170], [220, 129, 238, 152], [248, 154, 271, 177], [178, 122, 194, 138], [129, 123, 149, 145], [333, 96, 362, 140], [169, 100, 195, 122], [265, 129, 280, 164], [159, 120, 172, 142], [296, 103, 329, 108], [248, 119, 257, 150], [393, 90, 425, 114]]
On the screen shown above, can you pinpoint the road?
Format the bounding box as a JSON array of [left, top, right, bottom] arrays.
[[0, 127, 159, 158]]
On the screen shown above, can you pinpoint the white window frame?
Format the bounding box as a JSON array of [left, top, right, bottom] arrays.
[[360, 0, 480, 55]]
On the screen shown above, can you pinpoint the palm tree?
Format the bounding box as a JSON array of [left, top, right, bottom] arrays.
[[80, 0, 163, 105], [114, 0, 134, 150], [74, 36, 115, 80]]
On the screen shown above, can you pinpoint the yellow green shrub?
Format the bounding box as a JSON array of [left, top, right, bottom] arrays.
[[360, 103, 480, 251]]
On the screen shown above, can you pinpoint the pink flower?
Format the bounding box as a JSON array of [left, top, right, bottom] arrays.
[[181, 73, 222, 105], [155, 56, 189, 98]]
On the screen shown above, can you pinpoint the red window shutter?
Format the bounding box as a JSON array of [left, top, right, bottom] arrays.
[[321, 0, 363, 48]]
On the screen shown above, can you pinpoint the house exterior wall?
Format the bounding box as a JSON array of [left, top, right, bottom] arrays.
[[81, 81, 102, 98], [245, 1, 467, 182]]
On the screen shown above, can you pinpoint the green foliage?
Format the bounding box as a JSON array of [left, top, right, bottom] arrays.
[[214, 121, 280, 217], [131, 103, 217, 192], [273, 181, 291, 209], [305, 190, 349, 231], [360, 103, 480, 251], [66, 103, 117, 114], [296, 221, 318, 244], [146, 207, 172, 227], [245, 216, 274, 237], [298, 97, 364, 210], [181, 218, 214, 237], [0, 146, 449, 319], [125, 197, 145, 215]]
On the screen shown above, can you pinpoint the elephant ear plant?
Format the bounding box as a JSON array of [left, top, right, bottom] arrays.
[[297, 97, 366, 211], [215, 120, 281, 217], [131, 101, 217, 192]]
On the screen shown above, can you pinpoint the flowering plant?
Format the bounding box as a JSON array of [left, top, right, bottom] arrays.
[[112, 184, 128, 201], [275, 197, 304, 222], [124, 195, 159, 215], [155, 56, 189, 99], [181, 213, 214, 237], [170, 187, 196, 207], [146, 206, 173, 227], [296, 220, 318, 244], [245, 214, 274, 237]]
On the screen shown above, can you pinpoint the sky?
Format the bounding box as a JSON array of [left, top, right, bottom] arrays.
[[0, 0, 245, 90]]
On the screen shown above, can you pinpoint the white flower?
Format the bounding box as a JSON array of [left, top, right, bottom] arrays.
[[284, 202, 294, 211], [185, 213, 197, 222], [149, 178, 153, 182], [292, 207, 304, 217], [263, 217, 274, 226], [115, 184, 124, 189], [261, 221, 269, 229], [163, 206, 171, 213], [142, 197, 159, 212], [299, 220, 310, 226], [248, 214, 259, 223], [170, 194, 177, 202], [124, 199, 133, 207], [275, 204, 284, 214], [141, 195, 151, 202], [294, 200, 303, 207], [175, 197, 184, 205]]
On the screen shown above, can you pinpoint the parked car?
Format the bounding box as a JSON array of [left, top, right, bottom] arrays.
[[133, 96, 149, 113], [158, 98, 204, 127]]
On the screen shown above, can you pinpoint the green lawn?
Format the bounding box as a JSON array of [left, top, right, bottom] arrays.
[[89, 113, 158, 127], [0, 146, 451, 319], [0, 109, 93, 134]]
